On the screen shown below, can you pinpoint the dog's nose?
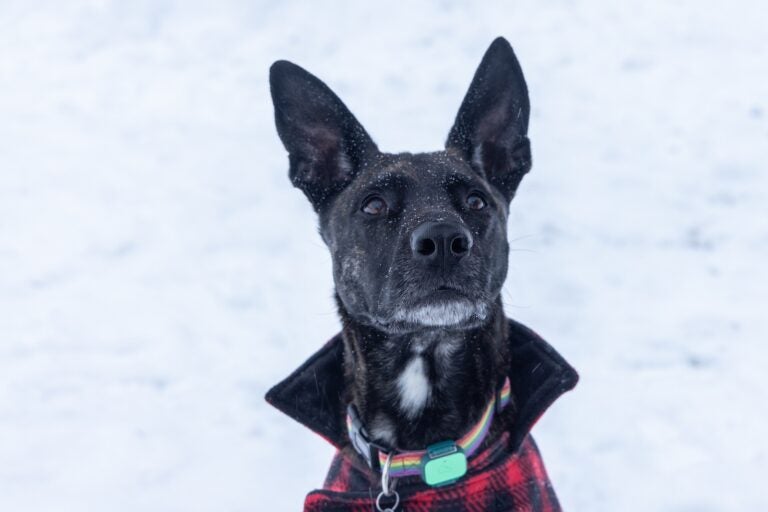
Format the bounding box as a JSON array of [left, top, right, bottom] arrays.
[[410, 221, 473, 268]]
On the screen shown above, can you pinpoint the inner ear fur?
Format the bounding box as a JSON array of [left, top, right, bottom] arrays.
[[270, 60, 378, 210], [446, 37, 532, 201]]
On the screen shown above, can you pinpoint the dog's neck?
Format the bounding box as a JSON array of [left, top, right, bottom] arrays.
[[338, 297, 510, 450]]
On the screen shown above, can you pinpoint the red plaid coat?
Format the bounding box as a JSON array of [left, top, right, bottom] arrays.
[[267, 319, 578, 511]]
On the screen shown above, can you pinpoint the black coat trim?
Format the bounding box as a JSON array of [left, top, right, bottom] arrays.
[[265, 318, 578, 450]]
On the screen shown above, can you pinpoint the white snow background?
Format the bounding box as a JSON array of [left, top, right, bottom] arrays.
[[1, 1, 767, 510]]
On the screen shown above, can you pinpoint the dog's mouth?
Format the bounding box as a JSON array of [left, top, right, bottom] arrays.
[[431, 285, 469, 301], [385, 284, 490, 329]]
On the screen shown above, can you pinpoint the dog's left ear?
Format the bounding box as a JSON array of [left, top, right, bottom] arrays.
[[270, 60, 379, 211], [446, 37, 532, 202]]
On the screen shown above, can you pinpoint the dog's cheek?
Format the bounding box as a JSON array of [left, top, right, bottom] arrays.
[[333, 249, 370, 315], [490, 241, 510, 292], [479, 218, 509, 294]]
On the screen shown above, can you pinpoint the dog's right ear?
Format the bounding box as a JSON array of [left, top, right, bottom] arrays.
[[270, 61, 378, 211]]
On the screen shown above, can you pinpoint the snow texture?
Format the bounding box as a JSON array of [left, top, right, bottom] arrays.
[[1, 1, 767, 510]]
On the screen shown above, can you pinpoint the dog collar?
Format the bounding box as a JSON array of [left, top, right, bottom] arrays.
[[346, 377, 511, 487]]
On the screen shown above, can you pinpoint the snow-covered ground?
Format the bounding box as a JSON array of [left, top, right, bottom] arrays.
[[1, 1, 766, 510]]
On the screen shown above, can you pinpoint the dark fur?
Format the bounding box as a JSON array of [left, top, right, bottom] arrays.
[[270, 37, 532, 451]]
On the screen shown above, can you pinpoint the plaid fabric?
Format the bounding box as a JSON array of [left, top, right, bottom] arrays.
[[305, 434, 561, 512]]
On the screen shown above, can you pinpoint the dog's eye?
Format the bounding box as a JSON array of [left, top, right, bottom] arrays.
[[466, 192, 486, 210], [361, 196, 387, 216]]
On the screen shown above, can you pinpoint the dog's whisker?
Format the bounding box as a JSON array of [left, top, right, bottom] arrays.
[[507, 233, 539, 244]]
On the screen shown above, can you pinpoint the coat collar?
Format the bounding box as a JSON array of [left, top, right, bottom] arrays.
[[265, 318, 578, 451]]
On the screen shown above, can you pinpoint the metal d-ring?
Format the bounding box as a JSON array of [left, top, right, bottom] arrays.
[[375, 451, 400, 512], [375, 489, 400, 512]]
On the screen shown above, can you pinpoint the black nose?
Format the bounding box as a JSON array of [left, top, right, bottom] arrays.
[[410, 221, 473, 268]]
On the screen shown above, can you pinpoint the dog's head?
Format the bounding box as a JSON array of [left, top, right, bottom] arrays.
[[270, 37, 531, 333]]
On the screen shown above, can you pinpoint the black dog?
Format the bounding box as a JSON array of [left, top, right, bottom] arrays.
[[266, 37, 577, 511]]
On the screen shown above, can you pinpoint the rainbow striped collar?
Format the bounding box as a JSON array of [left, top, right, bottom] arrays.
[[346, 377, 512, 485]]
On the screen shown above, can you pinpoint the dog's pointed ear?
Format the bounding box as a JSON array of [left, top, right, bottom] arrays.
[[446, 37, 532, 202], [270, 60, 378, 211]]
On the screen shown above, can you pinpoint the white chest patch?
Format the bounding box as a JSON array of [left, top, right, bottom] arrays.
[[396, 356, 431, 418]]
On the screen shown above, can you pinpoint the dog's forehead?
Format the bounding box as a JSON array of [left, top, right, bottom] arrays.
[[355, 151, 477, 191]]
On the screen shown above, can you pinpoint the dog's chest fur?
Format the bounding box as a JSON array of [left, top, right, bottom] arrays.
[[371, 330, 460, 444], [397, 330, 459, 416], [340, 302, 509, 450]]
